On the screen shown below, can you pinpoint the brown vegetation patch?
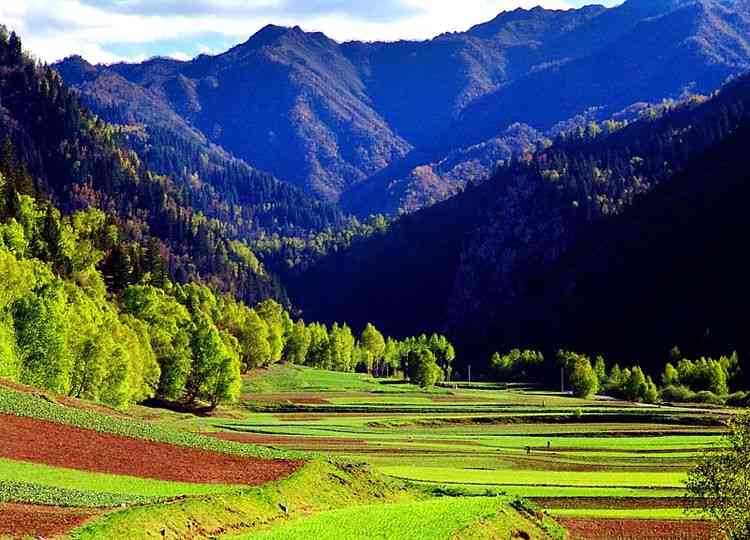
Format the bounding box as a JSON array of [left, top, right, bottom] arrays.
[[0, 503, 97, 538], [210, 431, 368, 447], [533, 498, 698, 510], [558, 518, 714, 540], [243, 393, 331, 405], [0, 414, 302, 485]]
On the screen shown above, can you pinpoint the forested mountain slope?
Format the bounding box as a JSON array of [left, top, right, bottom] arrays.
[[290, 71, 750, 371], [0, 28, 289, 306], [55, 0, 750, 214]]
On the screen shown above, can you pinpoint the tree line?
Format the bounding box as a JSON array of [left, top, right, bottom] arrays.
[[488, 348, 747, 406]]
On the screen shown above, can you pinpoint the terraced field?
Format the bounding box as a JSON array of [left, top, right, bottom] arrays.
[[181, 365, 730, 540], [0, 377, 563, 540], [0, 367, 732, 539]]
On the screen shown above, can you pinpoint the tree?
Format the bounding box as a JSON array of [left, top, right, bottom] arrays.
[[184, 311, 240, 407], [255, 299, 286, 362], [687, 411, 750, 539], [284, 319, 310, 365], [406, 348, 443, 388], [569, 357, 599, 398], [360, 323, 385, 373]]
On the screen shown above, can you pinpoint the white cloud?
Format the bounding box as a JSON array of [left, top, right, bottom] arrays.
[[0, 0, 602, 64]]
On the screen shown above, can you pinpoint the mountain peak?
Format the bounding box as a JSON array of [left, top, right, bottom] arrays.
[[467, 4, 607, 42]]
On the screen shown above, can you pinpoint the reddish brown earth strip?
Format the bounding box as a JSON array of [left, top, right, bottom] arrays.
[[210, 431, 368, 447], [243, 393, 331, 405], [0, 503, 97, 539], [558, 518, 714, 540], [533, 498, 698, 510], [0, 414, 302, 485]]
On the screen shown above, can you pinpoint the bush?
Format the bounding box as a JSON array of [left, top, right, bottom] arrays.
[[660, 384, 696, 403], [693, 391, 726, 405]]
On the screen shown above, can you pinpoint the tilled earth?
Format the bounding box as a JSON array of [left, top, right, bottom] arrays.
[[0, 414, 303, 485], [0, 502, 97, 538]]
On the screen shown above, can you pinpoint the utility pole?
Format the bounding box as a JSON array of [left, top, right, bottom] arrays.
[[560, 367, 565, 394], [468, 364, 472, 383]]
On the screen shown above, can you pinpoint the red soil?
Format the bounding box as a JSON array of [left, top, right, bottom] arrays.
[[533, 498, 698, 510], [0, 503, 97, 539], [558, 517, 715, 540], [0, 414, 302, 485], [211, 431, 368, 447], [244, 393, 331, 405]]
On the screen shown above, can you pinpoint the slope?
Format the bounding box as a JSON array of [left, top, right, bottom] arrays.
[[289, 71, 750, 372]]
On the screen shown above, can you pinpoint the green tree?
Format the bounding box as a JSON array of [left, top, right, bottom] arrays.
[[687, 411, 750, 539], [360, 323, 385, 373], [569, 357, 599, 398], [256, 299, 286, 362], [284, 319, 310, 366], [406, 348, 443, 388]]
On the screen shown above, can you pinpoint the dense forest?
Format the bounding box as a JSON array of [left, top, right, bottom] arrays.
[[290, 71, 750, 380]]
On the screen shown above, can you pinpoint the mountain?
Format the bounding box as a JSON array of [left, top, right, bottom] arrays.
[[0, 28, 297, 307], [56, 0, 750, 214], [288, 71, 750, 371]]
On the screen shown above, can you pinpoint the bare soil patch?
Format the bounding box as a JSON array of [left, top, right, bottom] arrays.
[[0, 503, 97, 538], [0, 414, 302, 485], [210, 431, 368, 447], [243, 393, 331, 405], [558, 517, 714, 540], [533, 498, 697, 510]]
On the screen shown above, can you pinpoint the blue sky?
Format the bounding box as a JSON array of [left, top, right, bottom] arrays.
[[0, 0, 621, 64]]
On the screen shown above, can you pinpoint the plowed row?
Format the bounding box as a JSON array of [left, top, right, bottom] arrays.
[[558, 517, 714, 540], [0, 503, 95, 538], [0, 414, 302, 485]]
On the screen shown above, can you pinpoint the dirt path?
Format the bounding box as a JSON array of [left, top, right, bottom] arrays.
[[0, 414, 302, 485]]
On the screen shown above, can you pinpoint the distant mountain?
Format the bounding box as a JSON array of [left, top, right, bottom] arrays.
[[288, 71, 750, 370], [55, 0, 750, 214]]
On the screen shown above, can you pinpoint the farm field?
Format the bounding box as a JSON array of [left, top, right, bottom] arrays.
[[0, 366, 732, 539], [0, 377, 559, 540], [185, 365, 728, 540]]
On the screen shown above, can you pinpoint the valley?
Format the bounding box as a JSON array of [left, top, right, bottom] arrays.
[[0, 1, 750, 538]]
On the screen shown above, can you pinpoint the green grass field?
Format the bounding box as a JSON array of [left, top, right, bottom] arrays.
[[232, 497, 564, 540]]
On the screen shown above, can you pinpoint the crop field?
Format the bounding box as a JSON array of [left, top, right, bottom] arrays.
[[190, 365, 729, 540], [0, 367, 732, 539]]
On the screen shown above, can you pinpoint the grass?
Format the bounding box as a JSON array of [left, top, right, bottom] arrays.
[[380, 466, 685, 489], [243, 365, 423, 395], [69, 460, 416, 540], [0, 458, 243, 499], [0, 480, 155, 508], [231, 497, 564, 540]]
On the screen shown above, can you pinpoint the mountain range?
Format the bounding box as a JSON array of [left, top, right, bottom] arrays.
[[56, 0, 750, 215]]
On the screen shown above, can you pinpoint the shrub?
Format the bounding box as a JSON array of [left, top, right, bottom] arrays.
[[693, 391, 726, 405], [660, 384, 696, 403]]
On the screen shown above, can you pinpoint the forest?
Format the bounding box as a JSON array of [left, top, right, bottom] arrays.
[[0, 29, 457, 410]]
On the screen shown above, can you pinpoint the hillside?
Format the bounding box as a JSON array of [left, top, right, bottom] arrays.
[[55, 0, 750, 215], [289, 71, 750, 372]]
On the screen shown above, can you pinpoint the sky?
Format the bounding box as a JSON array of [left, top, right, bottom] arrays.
[[0, 0, 622, 65]]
